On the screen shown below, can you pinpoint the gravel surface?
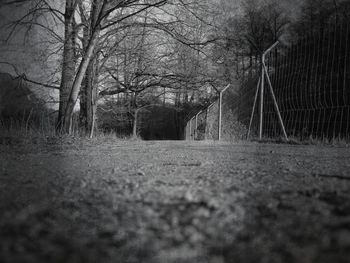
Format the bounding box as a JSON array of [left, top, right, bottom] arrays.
[[0, 140, 350, 263]]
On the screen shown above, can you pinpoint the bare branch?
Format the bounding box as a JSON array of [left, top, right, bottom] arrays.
[[0, 62, 60, 90]]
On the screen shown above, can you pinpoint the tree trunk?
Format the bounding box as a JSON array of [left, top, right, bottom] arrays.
[[89, 61, 99, 138], [79, 0, 101, 136], [62, 0, 103, 134], [79, 20, 90, 134], [63, 31, 100, 133], [132, 109, 139, 138], [80, 59, 97, 135], [57, 0, 76, 132]]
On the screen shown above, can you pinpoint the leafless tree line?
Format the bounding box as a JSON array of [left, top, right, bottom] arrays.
[[1, 0, 217, 137], [1, 0, 349, 138]]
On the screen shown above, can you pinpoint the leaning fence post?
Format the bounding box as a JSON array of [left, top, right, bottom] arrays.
[[258, 41, 280, 141], [262, 62, 289, 141], [247, 77, 261, 139], [255, 40, 288, 141]]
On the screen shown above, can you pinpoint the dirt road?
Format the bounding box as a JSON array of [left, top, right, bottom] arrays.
[[1, 140, 350, 263]]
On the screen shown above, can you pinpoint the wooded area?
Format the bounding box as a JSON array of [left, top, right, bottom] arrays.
[[0, 0, 349, 140]]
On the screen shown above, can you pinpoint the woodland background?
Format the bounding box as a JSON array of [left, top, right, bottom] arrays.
[[0, 0, 349, 140]]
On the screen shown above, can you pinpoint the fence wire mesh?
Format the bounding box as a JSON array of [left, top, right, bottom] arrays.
[[242, 22, 350, 141], [185, 22, 349, 142], [184, 86, 247, 141]]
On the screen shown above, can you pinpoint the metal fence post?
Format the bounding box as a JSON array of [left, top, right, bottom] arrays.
[[259, 62, 265, 140], [186, 122, 189, 140], [218, 84, 231, 141], [262, 62, 289, 141], [218, 92, 223, 141], [195, 113, 198, 140], [247, 77, 261, 139], [262, 41, 288, 141], [195, 111, 201, 140], [189, 118, 192, 140], [205, 102, 215, 140], [205, 107, 209, 140]]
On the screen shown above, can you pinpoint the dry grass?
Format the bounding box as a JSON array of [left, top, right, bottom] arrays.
[[0, 116, 135, 150], [247, 135, 349, 147]]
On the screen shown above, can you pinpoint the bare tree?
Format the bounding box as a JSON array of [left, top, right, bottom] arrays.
[[211, 0, 291, 83], [292, 0, 350, 36], [57, 0, 78, 131], [1, 0, 224, 136], [92, 0, 218, 137]]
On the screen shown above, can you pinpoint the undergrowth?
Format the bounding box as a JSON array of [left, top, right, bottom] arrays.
[[0, 117, 136, 148]]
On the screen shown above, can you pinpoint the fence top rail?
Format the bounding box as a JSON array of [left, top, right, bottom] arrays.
[[220, 84, 231, 94], [262, 41, 279, 59], [207, 101, 216, 110], [185, 83, 231, 124]]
